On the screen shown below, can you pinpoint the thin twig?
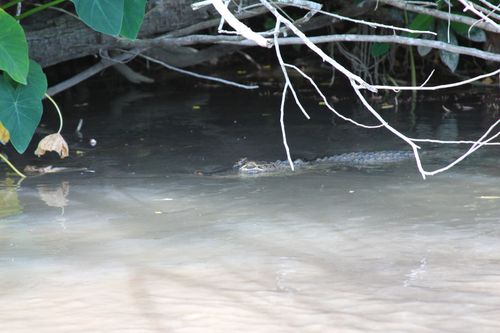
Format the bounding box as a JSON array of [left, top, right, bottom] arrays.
[[410, 138, 500, 145], [377, 0, 500, 33], [279, 83, 294, 170], [317, 9, 436, 35], [260, 0, 377, 92], [458, 0, 499, 28], [45, 94, 63, 134], [137, 53, 259, 89], [422, 120, 500, 176], [273, 19, 310, 119], [350, 81, 427, 178], [0, 153, 26, 178], [372, 68, 500, 91], [285, 64, 383, 129]]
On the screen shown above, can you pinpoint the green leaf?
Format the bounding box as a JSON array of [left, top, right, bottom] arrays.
[[371, 42, 390, 58], [0, 60, 47, 153], [407, 13, 434, 37], [437, 21, 459, 72], [0, 8, 28, 84], [72, 0, 124, 36], [451, 22, 486, 42], [120, 0, 147, 39]]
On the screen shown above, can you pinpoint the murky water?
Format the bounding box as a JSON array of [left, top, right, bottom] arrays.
[[1, 86, 499, 332]]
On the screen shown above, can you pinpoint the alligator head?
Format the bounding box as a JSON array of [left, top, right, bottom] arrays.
[[234, 158, 271, 174]]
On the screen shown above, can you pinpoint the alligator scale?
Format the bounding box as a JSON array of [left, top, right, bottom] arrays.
[[233, 150, 415, 176]]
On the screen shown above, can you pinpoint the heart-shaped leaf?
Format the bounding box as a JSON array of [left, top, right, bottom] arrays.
[[407, 13, 434, 37], [72, 0, 124, 36], [451, 22, 486, 42], [437, 21, 459, 72], [0, 8, 28, 84], [120, 0, 147, 39], [0, 60, 47, 153]]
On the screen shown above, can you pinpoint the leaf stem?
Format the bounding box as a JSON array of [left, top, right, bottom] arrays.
[[0, 153, 26, 178], [0, 0, 22, 10], [16, 0, 66, 20], [45, 93, 63, 134]]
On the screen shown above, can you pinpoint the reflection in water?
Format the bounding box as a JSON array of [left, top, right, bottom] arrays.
[[37, 182, 70, 209], [0, 89, 499, 332], [0, 179, 22, 218]]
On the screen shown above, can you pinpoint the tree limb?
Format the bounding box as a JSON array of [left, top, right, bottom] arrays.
[[376, 0, 500, 33], [125, 33, 500, 62], [46, 52, 139, 96]]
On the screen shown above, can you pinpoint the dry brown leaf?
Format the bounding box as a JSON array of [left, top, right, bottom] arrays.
[[0, 122, 10, 145], [35, 133, 69, 159]]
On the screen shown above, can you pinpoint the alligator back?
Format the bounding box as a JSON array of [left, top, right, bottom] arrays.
[[235, 150, 414, 176], [319, 150, 415, 166]]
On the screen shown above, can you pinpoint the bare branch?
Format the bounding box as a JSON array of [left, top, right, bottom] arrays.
[[285, 64, 384, 129], [279, 83, 295, 170], [317, 9, 437, 35], [372, 68, 500, 91], [273, 19, 311, 120], [137, 53, 259, 90], [377, 0, 500, 33], [190, 1, 500, 180], [410, 138, 500, 146], [259, 0, 377, 92], [205, 0, 272, 47], [468, 0, 500, 22], [134, 34, 500, 63], [47, 51, 139, 96], [457, 0, 500, 28], [421, 120, 500, 177]]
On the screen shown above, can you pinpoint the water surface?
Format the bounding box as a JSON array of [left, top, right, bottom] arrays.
[[1, 87, 499, 332]]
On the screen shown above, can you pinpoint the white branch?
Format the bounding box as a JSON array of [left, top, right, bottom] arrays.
[[138, 53, 259, 89], [274, 19, 310, 120], [273, 0, 322, 11], [378, 0, 500, 33], [410, 138, 500, 146], [350, 81, 429, 179], [259, 0, 377, 92], [458, 0, 499, 28], [478, 0, 500, 11], [372, 68, 500, 91], [422, 120, 500, 176], [471, 0, 500, 21], [208, 0, 272, 47], [317, 9, 437, 36], [285, 64, 383, 129], [154, 34, 500, 63], [280, 83, 295, 170], [197, 0, 500, 179]]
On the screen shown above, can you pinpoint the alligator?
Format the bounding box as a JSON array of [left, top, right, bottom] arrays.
[[232, 150, 415, 176]]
